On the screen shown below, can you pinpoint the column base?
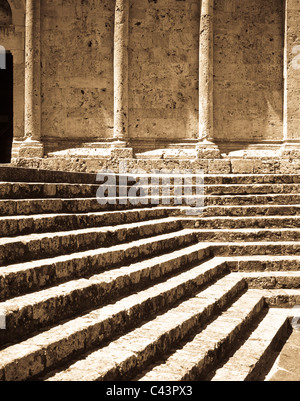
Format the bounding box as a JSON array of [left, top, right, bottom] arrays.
[[196, 141, 221, 159], [110, 140, 133, 158], [18, 139, 44, 158], [280, 142, 300, 158]]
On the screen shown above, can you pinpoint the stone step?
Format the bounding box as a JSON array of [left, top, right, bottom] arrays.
[[204, 194, 300, 206], [0, 217, 183, 266], [0, 207, 175, 237], [203, 184, 300, 195], [0, 235, 207, 301], [224, 255, 300, 272], [193, 228, 300, 242], [210, 241, 300, 257], [42, 274, 246, 381], [3, 211, 300, 239], [2, 196, 300, 217], [0, 166, 98, 184], [200, 263, 300, 288], [0, 256, 227, 347], [2, 252, 298, 304], [255, 289, 300, 308], [201, 205, 300, 217], [209, 308, 290, 381], [101, 183, 300, 197], [0, 198, 167, 217], [0, 182, 100, 199], [9, 157, 300, 175], [0, 166, 299, 382], [2, 182, 300, 200], [100, 174, 300, 186], [136, 291, 266, 381], [265, 330, 300, 381], [135, 291, 294, 381], [240, 271, 300, 289], [3, 167, 300, 185], [43, 291, 300, 382], [203, 175, 300, 185], [0, 260, 236, 381], [187, 216, 300, 229]]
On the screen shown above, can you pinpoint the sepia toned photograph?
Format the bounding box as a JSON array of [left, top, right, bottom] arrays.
[[0, 0, 299, 386]]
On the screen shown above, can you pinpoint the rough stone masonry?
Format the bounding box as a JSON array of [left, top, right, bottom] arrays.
[[0, 0, 300, 162], [0, 0, 299, 384]]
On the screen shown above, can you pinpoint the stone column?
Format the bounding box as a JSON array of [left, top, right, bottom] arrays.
[[281, 0, 300, 157], [112, 0, 132, 157], [19, 0, 43, 158], [197, 0, 220, 158]]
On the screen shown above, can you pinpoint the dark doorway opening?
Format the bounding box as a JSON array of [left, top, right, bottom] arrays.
[[0, 51, 13, 163]]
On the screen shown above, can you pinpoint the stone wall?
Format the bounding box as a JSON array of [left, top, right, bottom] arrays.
[[128, 0, 199, 151], [40, 0, 200, 153], [285, 0, 300, 145], [40, 0, 115, 152], [214, 0, 284, 147], [4, 0, 300, 157]]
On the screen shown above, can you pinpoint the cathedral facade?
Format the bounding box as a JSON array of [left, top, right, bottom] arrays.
[[0, 0, 299, 162]]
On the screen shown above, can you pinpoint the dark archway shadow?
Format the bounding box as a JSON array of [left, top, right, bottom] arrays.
[[0, 51, 13, 163]]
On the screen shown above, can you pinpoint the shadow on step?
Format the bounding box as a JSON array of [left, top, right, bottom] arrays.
[[201, 308, 292, 382]]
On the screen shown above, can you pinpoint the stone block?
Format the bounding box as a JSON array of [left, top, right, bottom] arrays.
[[18, 140, 44, 159], [207, 159, 231, 174], [110, 147, 133, 159], [231, 159, 254, 174], [197, 146, 221, 160]]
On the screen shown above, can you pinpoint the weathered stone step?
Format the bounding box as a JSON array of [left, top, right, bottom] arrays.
[[209, 308, 290, 381], [0, 168, 145, 187], [210, 241, 300, 257], [42, 274, 245, 381], [224, 255, 300, 272], [265, 329, 300, 381], [101, 174, 300, 186], [0, 235, 207, 301], [0, 259, 234, 381], [0, 182, 100, 199], [136, 290, 266, 381], [0, 217, 183, 266], [76, 193, 300, 210], [102, 183, 300, 197], [129, 174, 300, 185], [203, 174, 300, 185], [0, 166, 299, 383], [0, 256, 227, 347], [0, 198, 163, 217], [240, 271, 300, 289], [0, 166, 98, 185], [4, 211, 300, 239], [9, 157, 300, 175], [0, 207, 175, 237], [3, 167, 300, 185], [187, 216, 300, 229], [194, 228, 300, 242], [2, 196, 300, 218], [256, 289, 300, 308], [204, 183, 300, 195], [204, 194, 300, 206], [2, 182, 300, 200], [136, 289, 299, 382], [200, 205, 300, 217]]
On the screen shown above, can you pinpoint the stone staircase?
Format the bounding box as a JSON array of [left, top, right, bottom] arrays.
[[0, 166, 299, 381]]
